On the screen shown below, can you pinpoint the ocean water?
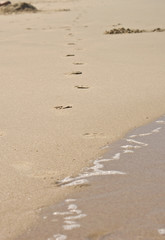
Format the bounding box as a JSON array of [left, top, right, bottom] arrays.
[[18, 116, 165, 240]]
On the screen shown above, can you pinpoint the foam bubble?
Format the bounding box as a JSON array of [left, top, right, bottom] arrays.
[[126, 139, 148, 146], [152, 127, 162, 133], [123, 150, 134, 153], [62, 179, 89, 187], [64, 213, 87, 220], [121, 145, 141, 149], [64, 220, 76, 225], [129, 135, 137, 138], [156, 120, 165, 124], [94, 158, 112, 163], [70, 209, 82, 214], [139, 132, 152, 136], [65, 199, 76, 203], [53, 211, 71, 216], [68, 204, 77, 210], [158, 228, 165, 235], [53, 234, 67, 240], [121, 145, 133, 149], [63, 223, 80, 230], [112, 153, 121, 160], [79, 170, 126, 177]]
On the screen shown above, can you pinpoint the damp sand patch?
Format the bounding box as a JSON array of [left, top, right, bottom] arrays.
[[0, 2, 38, 14], [105, 27, 165, 35]]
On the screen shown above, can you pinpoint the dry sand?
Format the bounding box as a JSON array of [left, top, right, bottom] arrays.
[[0, 0, 165, 239]]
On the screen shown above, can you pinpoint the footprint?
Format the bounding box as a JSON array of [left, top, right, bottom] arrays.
[[54, 105, 72, 110], [71, 71, 82, 75], [75, 85, 89, 89], [65, 71, 82, 76], [66, 54, 75, 57], [68, 43, 75, 45], [76, 48, 83, 51], [73, 62, 84, 65], [55, 8, 70, 12], [0, 130, 4, 137]]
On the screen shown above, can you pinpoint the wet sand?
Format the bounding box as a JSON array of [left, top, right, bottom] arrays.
[[16, 116, 165, 240], [0, 0, 165, 239]]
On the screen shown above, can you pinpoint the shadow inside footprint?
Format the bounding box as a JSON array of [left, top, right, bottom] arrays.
[[66, 54, 75, 57], [73, 62, 84, 65], [68, 43, 75, 45], [54, 105, 72, 110], [71, 71, 82, 75], [75, 85, 89, 89]]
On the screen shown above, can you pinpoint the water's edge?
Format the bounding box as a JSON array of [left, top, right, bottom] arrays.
[[17, 115, 165, 240]]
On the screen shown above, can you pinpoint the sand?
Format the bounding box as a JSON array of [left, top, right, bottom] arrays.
[[0, 0, 165, 239]]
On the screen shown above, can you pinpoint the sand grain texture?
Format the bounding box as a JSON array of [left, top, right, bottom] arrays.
[[0, 0, 165, 239]]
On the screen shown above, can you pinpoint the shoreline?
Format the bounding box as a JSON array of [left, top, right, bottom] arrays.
[[16, 115, 165, 240], [0, 0, 165, 239]]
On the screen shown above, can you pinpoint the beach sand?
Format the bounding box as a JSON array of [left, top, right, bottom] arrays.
[[0, 0, 165, 239]]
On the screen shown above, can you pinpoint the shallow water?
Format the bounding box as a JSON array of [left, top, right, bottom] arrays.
[[18, 116, 165, 240]]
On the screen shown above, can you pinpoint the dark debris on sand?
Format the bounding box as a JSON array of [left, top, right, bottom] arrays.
[[0, 2, 38, 14], [105, 27, 165, 35]]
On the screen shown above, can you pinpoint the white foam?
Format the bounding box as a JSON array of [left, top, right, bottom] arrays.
[[123, 150, 134, 153], [89, 162, 103, 170], [121, 145, 133, 149], [65, 199, 76, 203], [129, 135, 137, 138], [64, 213, 87, 220], [158, 228, 165, 235], [53, 211, 71, 216], [61, 169, 126, 187], [156, 120, 165, 124], [53, 234, 67, 240], [139, 132, 152, 136], [78, 170, 125, 177], [121, 145, 141, 149], [126, 139, 148, 146], [152, 127, 162, 133], [112, 153, 121, 160], [94, 158, 112, 163], [62, 179, 89, 187], [68, 204, 77, 210], [71, 209, 82, 214], [64, 220, 76, 225], [62, 176, 75, 183], [63, 223, 80, 230]]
